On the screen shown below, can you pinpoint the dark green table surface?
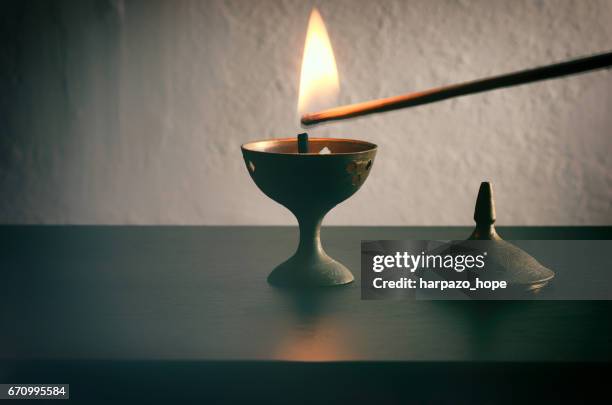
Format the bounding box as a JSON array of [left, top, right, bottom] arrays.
[[1, 226, 611, 402]]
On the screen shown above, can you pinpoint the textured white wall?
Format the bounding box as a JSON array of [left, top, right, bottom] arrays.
[[1, 0, 611, 225]]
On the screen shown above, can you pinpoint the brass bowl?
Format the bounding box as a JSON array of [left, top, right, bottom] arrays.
[[241, 137, 377, 287]]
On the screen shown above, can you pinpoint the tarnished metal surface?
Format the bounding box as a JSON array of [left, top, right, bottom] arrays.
[[242, 137, 377, 287]]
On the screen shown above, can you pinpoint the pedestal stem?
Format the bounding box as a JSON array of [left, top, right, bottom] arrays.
[[267, 209, 354, 287], [296, 213, 325, 260]]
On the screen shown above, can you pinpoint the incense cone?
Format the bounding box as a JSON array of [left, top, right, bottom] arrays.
[[297, 133, 309, 153]]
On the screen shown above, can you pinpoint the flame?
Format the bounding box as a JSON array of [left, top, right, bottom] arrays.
[[297, 8, 339, 116]]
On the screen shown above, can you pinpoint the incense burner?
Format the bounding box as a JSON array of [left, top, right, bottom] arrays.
[[241, 137, 377, 287]]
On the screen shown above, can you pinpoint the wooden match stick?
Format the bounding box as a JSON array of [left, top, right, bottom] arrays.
[[301, 51, 612, 126]]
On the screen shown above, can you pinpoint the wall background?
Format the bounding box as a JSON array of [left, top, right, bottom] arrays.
[[1, 0, 611, 225]]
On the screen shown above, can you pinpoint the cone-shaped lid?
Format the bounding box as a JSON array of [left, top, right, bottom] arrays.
[[466, 182, 554, 292]]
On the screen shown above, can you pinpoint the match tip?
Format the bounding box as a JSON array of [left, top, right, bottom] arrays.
[[300, 115, 315, 127]]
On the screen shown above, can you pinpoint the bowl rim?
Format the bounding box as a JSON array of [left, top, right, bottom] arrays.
[[241, 137, 377, 156]]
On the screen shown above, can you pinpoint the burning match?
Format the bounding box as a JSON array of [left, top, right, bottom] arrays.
[[301, 51, 612, 126]]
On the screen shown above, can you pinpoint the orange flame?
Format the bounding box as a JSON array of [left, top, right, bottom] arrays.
[[297, 8, 339, 116]]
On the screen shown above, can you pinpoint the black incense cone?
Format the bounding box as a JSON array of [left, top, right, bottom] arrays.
[[297, 133, 309, 153]]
